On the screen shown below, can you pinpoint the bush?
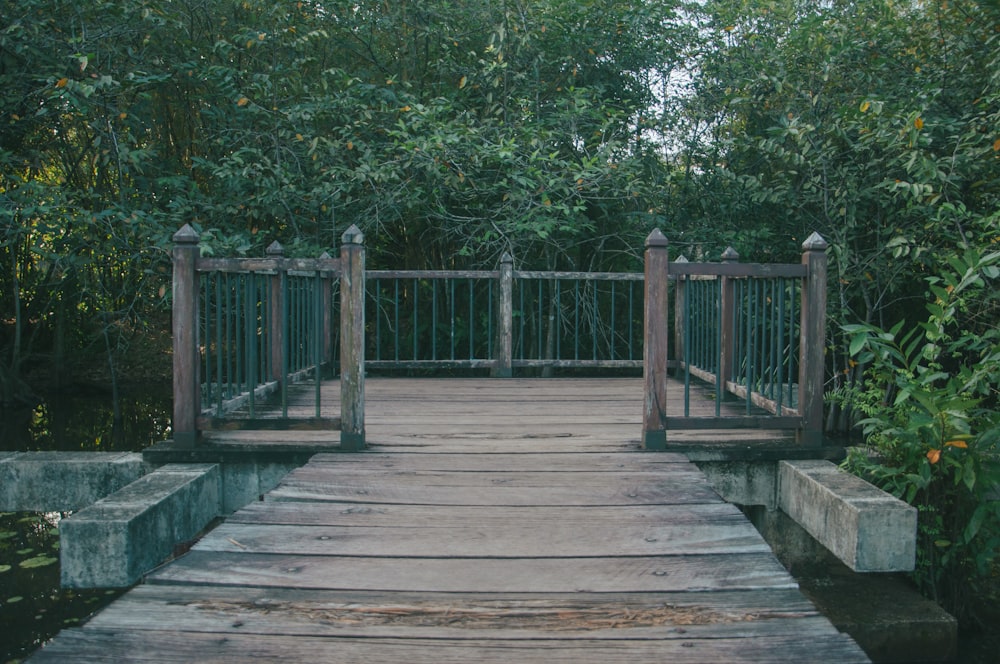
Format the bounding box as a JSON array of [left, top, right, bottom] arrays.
[[839, 247, 1000, 622]]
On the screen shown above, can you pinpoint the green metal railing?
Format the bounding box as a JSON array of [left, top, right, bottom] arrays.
[[365, 270, 498, 370], [199, 266, 329, 421], [675, 271, 801, 417], [512, 272, 643, 369], [356, 265, 644, 373]]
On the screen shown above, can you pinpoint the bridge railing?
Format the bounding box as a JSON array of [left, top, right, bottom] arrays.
[[359, 257, 644, 375], [171, 224, 365, 449], [643, 230, 828, 449], [173, 225, 826, 451]]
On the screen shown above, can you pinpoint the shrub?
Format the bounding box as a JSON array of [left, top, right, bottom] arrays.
[[840, 247, 1000, 622]]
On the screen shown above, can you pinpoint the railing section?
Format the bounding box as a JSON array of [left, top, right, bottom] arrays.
[[174, 224, 826, 452], [643, 229, 828, 449], [171, 224, 365, 449], [360, 259, 644, 375]]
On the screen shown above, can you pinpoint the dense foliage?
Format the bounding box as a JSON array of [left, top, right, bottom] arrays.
[[1, 0, 695, 401], [841, 248, 999, 620]]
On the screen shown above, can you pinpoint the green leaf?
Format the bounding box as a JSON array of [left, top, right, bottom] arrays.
[[962, 463, 976, 491], [19, 555, 58, 569], [963, 504, 986, 543]]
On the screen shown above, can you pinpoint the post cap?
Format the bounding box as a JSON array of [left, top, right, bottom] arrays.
[[721, 246, 740, 262], [500, 252, 513, 265], [341, 224, 364, 245], [675, 255, 689, 263], [266, 240, 285, 256], [801, 231, 829, 252], [172, 224, 200, 244], [645, 228, 668, 248]]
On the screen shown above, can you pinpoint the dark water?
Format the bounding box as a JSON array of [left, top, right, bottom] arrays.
[[1, 385, 172, 454], [1, 386, 171, 662]]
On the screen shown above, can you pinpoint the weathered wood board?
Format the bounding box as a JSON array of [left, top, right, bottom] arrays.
[[28, 378, 866, 663], [200, 377, 795, 451]]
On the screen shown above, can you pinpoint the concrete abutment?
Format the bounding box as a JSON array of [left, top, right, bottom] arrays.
[[1, 450, 304, 588]]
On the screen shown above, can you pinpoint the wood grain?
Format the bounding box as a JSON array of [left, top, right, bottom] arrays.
[[29, 377, 866, 663]]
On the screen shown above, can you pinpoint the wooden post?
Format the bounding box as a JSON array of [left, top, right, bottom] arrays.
[[798, 232, 828, 446], [339, 225, 366, 450], [494, 252, 514, 378], [319, 251, 334, 371], [643, 229, 669, 450], [171, 224, 200, 448], [718, 247, 739, 394], [266, 241, 286, 383]]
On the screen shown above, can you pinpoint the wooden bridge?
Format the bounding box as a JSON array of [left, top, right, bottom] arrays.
[[29, 228, 873, 661], [31, 377, 869, 662]]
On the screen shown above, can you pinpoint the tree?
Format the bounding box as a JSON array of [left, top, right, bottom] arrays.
[[678, 0, 1000, 429], [1, 0, 691, 401]]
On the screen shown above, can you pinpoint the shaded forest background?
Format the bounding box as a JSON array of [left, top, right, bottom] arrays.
[[2, 0, 998, 406]]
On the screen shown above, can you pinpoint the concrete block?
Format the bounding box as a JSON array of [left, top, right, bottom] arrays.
[[779, 460, 917, 572], [0, 452, 148, 512], [60, 464, 221, 588], [220, 461, 300, 513], [696, 460, 777, 509]]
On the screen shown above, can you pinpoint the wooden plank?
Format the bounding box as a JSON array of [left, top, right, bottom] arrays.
[[303, 451, 694, 469], [147, 550, 798, 593], [197, 416, 341, 431], [27, 629, 871, 663], [667, 262, 807, 278], [266, 479, 722, 506], [664, 416, 802, 430], [196, 518, 770, 557], [81, 584, 827, 640], [196, 256, 340, 274], [228, 501, 750, 527], [279, 467, 711, 486], [368, 269, 497, 279]]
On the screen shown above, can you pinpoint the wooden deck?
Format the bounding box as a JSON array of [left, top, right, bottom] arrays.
[[30, 378, 869, 662]]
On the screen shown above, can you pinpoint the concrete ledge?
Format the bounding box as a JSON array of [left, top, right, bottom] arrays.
[[0, 452, 148, 512], [779, 460, 917, 572], [696, 460, 778, 509], [60, 464, 221, 588]]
